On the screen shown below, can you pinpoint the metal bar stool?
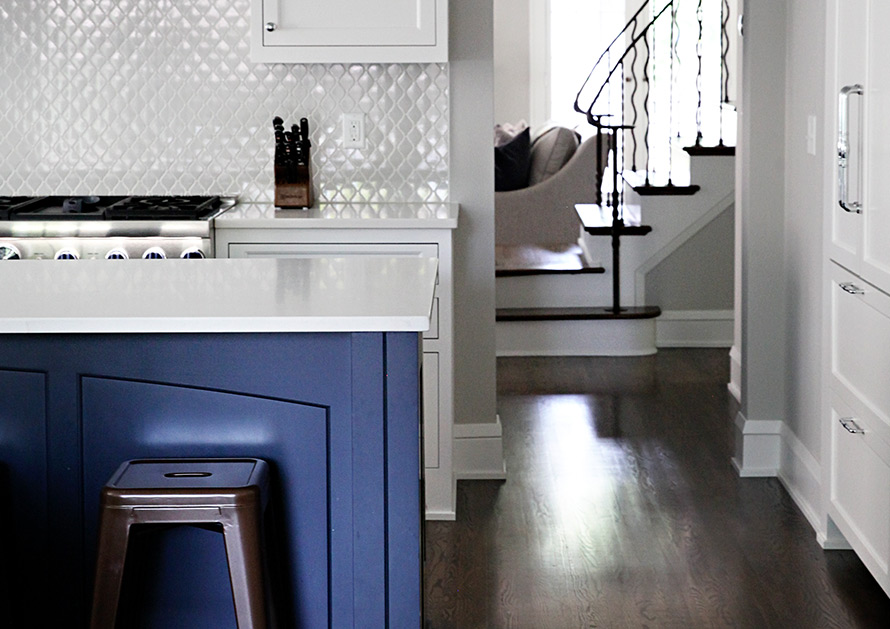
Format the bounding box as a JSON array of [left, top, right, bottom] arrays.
[[89, 458, 271, 629]]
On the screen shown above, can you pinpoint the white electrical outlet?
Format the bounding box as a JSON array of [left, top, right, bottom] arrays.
[[342, 113, 365, 148]]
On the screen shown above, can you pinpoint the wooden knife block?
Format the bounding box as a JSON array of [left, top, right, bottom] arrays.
[[274, 163, 313, 209]]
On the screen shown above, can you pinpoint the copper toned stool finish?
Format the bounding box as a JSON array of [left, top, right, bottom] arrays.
[[89, 458, 271, 629]]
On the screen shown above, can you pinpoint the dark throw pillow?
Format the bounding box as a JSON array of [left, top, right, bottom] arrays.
[[494, 127, 531, 192]]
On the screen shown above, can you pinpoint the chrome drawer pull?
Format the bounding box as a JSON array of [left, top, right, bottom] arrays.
[[839, 417, 865, 434], [840, 282, 865, 295]]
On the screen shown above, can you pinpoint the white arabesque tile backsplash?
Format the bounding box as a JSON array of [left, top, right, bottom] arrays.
[[0, 0, 449, 203]]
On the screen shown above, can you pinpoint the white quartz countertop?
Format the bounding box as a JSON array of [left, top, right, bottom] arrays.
[[215, 202, 459, 229], [0, 257, 438, 334]]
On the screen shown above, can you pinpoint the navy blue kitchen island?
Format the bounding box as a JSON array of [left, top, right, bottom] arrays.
[[0, 257, 437, 628]]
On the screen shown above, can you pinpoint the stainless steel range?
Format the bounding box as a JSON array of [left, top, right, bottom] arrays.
[[0, 195, 235, 260]]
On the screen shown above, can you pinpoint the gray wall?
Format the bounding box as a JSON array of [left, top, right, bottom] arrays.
[[450, 1, 498, 427], [782, 0, 827, 470], [738, 0, 788, 426], [645, 205, 735, 310]]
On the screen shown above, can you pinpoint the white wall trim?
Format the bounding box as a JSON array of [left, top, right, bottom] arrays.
[[777, 422, 824, 541], [454, 416, 507, 480], [496, 317, 657, 357], [732, 411, 782, 477], [635, 191, 736, 304], [655, 309, 733, 348], [528, 0, 550, 128]]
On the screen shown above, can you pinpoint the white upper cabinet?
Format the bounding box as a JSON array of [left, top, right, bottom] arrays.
[[831, 0, 890, 294], [252, 0, 448, 64], [829, 0, 866, 274]]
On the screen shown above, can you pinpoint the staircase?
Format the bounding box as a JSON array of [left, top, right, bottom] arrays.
[[496, 0, 736, 356]]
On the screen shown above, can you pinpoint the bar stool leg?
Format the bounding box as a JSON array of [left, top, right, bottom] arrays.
[[90, 506, 134, 629], [222, 506, 268, 629]]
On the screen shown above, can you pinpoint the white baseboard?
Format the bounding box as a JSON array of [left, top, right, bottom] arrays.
[[655, 309, 734, 348], [496, 318, 657, 357], [819, 517, 853, 550], [454, 416, 506, 480], [423, 467, 456, 521], [732, 411, 782, 477], [728, 344, 741, 402], [778, 424, 824, 541], [734, 414, 843, 548]]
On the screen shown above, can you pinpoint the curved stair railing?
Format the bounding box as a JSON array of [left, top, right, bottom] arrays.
[[572, 0, 735, 313], [575, 0, 735, 191]]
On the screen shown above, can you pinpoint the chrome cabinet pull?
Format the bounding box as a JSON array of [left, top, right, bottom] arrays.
[[840, 282, 865, 295], [839, 417, 865, 434], [838, 84, 864, 214]]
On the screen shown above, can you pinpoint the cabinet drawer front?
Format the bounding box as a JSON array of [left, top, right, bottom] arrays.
[[831, 264, 890, 448], [830, 398, 890, 577], [229, 242, 438, 260], [228, 244, 441, 328], [268, 0, 437, 47]]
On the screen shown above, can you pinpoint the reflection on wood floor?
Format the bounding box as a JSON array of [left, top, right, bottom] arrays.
[[424, 349, 890, 628]]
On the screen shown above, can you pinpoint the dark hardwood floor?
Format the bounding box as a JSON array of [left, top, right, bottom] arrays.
[[424, 349, 890, 628]]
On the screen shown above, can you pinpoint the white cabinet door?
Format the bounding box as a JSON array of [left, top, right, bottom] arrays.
[[830, 396, 890, 589], [830, 0, 866, 273], [861, 1, 890, 293], [252, 0, 448, 63], [831, 0, 890, 295]]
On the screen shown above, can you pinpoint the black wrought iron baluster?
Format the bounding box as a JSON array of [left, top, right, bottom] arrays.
[[650, 2, 658, 185], [720, 0, 731, 147], [668, 0, 677, 186], [607, 46, 613, 139], [643, 16, 652, 186], [695, 0, 704, 147], [620, 59, 625, 206], [629, 37, 640, 172]]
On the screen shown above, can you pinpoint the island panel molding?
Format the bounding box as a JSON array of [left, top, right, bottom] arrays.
[[0, 331, 423, 626]]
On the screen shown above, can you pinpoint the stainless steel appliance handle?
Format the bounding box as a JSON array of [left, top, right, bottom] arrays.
[[839, 417, 865, 434], [838, 84, 864, 214]]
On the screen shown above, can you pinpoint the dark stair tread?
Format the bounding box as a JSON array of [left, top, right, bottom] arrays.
[[575, 203, 652, 236], [684, 144, 736, 156], [496, 306, 662, 322], [632, 183, 701, 196], [495, 244, 605, 277]]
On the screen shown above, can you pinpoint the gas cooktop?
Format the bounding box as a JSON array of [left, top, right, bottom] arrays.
[[0, 196, 228, 221], [0, 195, 236, 260]]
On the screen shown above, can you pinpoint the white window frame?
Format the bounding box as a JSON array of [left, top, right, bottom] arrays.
[[528, 0, 552, 130]]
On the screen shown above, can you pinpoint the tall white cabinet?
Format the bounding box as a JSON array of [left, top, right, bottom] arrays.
[[251, 0, 448, 63], [825, 0, 890, 596], [214, 203, 459, 520]]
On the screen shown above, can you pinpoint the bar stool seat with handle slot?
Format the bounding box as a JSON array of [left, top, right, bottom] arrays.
[[89, 458, 272, 629]]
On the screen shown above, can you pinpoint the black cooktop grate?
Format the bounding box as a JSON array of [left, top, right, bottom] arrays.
[[0, 196, 223, 221], [104, 196, 223, 220], [0, 197, 44, 220]]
